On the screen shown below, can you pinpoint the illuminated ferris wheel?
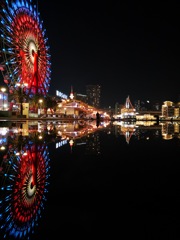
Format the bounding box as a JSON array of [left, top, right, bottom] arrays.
[[0, 0, 51, 96]]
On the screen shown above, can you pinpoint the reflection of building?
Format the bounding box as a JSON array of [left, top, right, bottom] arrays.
[[0, 91, 8, 111], [84, 132, 101, 155], [0, 127, 9, 147], [113, 120, 165, 142], [161, 122, 178, 139], [120, 122, 136, 144]]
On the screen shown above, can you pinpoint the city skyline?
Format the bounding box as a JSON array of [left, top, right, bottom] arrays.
[[0, 1, 180, 108]]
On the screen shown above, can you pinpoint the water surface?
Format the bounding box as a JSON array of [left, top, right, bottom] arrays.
[[0, 120, 180, 239]]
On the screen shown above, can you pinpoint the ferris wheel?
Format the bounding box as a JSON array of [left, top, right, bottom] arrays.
[[0, 0, 51, 96]]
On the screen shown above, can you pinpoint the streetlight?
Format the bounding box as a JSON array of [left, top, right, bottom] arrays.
[[0, 146, 6, 151], [1, 87, 6, 111], [38, 99, 43, 116]]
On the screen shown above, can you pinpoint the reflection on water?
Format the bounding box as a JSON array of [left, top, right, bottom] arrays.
[[0, 120, 107, 239], [0, 119, 180, 239], [0, 122, 51, 239], [113, 120, 180, 142]]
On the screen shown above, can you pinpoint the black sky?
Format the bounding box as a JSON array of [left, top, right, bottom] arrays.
[[39, 0, 180, 107]]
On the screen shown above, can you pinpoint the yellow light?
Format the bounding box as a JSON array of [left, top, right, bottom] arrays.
[[1, 87, 6, 93], [69, 139, 74, 147], [0, 146, 6, 151]]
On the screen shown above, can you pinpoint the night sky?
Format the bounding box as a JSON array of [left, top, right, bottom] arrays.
[[2, 0, 180, 108], [39, 0, 180, 107]]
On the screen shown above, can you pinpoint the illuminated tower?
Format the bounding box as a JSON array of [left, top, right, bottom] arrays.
[[69, 86, 74, 100]]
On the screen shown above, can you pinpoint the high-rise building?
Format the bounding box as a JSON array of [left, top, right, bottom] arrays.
[[86, 85, 101, 108]]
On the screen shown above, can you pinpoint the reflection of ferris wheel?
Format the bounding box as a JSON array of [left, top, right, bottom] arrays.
[[0, 0, 51, 96], [0, 142, 50, 239]]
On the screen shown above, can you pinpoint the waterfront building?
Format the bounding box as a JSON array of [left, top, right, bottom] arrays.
[[120, 95, 136, 119], [162, 101, 177, 119], [0, 89, 8, 111]]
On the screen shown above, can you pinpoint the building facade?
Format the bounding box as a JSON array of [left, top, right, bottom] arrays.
[[86, 85, 101, 108]]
